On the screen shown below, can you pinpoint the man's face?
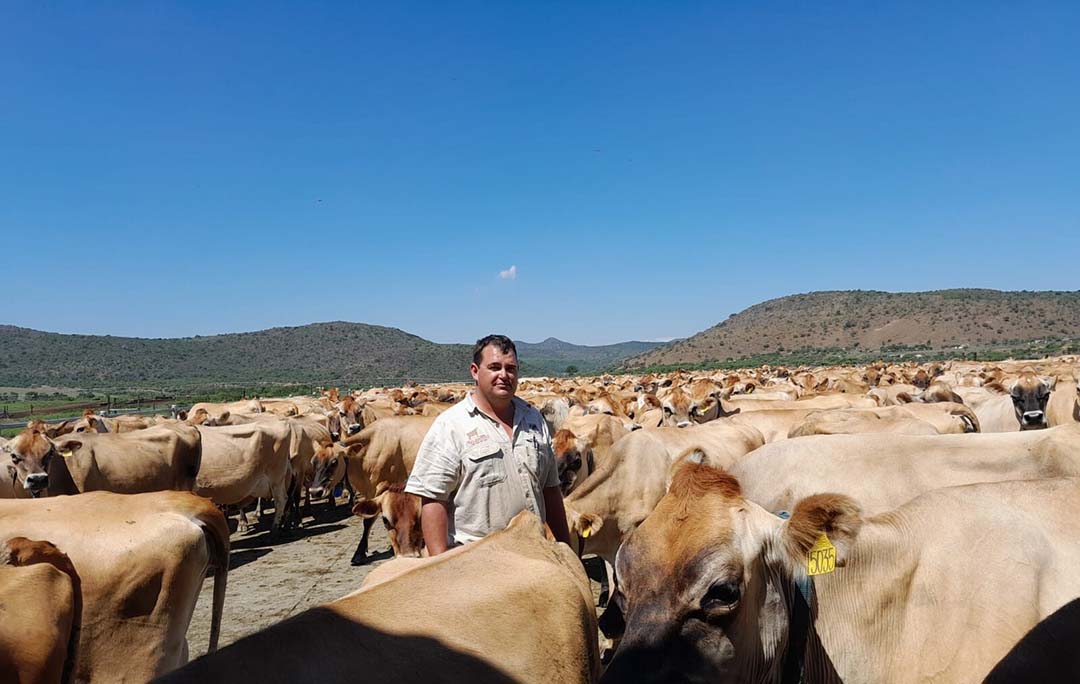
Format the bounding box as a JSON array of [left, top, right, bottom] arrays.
[[471, 345, 519, 403]]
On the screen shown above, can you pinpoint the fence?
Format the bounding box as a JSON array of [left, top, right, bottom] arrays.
[[0, 405, 190, 432]]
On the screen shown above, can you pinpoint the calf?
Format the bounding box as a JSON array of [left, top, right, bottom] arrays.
[[352, 484, 423, 558]]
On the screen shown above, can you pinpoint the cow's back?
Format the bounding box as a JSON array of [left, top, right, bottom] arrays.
[[195, 422, 289, 504], [0, 491, 227, 683], [53, 423, 201, 494], [731, 426, 1080, 515], [157, 512, 599, 684]]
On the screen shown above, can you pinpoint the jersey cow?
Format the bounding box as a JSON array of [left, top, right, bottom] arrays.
[[0, 491, 228, 683], [730, 424, 1080, 516], [3, 423, 201, 497], [156, 511, 599, 684], [0, 537, 81, 684], [602, 464, 1080, 684]]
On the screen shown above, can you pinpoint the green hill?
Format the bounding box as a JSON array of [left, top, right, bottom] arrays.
[[624, 289, 1080, 369], [0, 322, 660, 389]]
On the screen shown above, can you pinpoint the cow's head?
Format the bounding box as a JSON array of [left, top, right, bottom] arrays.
[[326, 411, 341, 442], [687, 380, 724, 424], [600, 462, 863, 684], [71, 412, 108, 433], [1010, 370, 1055, 430], [912, 369, 931, 390], [307, 441, 345, 499], [353, 485, 423, 557], [863, 366, 881, 387], [539, 397, 573, 434], [552, 428, 595, 494], [4, 427, 56, 497], [659, 387, 693, 428], [586, 395, 620, 417]]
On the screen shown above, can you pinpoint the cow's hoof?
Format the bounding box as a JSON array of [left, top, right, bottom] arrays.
[[350, 555, 368, 567]]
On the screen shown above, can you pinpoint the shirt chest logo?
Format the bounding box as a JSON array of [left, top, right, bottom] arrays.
[[466, 428, 490, 447]]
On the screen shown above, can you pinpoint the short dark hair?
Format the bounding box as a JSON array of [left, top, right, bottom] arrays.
[[472, 334, 517, 365]]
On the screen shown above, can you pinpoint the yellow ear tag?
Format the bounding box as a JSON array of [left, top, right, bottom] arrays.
[[580, 527, 593, 539], [807, 533, 836, 576], [59, 449, 73, 459]]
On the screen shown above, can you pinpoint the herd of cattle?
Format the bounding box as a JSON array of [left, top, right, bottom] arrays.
[[2, 356, 1080, 682]]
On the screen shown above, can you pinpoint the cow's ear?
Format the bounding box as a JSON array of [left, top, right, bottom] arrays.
[[779, 494, 862, 571], [55, 440, 83, 456], [218, 411, 230, 423], [569, 510, 604, 539], [352, 499, 380, 519], [178, 410, 188, 421], [1043, 376, 1058, 391]]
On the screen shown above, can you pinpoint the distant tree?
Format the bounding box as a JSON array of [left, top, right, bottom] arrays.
[[564, 365, 579, 376]]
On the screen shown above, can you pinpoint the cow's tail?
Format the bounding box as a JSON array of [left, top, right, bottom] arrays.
[[193, 502, 231, 653]]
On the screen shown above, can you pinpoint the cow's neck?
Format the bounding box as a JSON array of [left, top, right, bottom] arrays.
[[797, 515, 917, 684]]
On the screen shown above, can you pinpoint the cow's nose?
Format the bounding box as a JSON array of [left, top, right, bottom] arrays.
[[330, 432, 340, 442], [676, 421, 691, 428], [1022, 411, 1046, 425], [567, 456, 582, 471], [24, 473, 48, 490]]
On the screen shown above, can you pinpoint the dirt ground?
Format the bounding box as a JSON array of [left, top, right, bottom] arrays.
[[186, 500, 608, 660]]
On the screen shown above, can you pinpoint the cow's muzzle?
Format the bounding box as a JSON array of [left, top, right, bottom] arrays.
[[25, 473, 48, 496], [1021, 410, 1047, 428]]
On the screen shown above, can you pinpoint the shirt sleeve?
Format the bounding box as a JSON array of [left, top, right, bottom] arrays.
[[536, 411, 561, 489], [404, 417, 463, 500]]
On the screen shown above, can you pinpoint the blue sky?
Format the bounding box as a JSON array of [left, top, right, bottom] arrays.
[[3, 2, 1078, 345]]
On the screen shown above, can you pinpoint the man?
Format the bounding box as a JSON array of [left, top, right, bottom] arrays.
[[405, 334, 572, 554]]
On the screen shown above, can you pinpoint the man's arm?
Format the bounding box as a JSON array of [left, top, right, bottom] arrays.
[[420, 497, 452, 556], [543, 486, 572, 546]]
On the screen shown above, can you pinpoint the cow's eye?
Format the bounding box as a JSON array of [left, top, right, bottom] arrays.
[[702, 581, 741, 610], [663, 406, 673, 415], [330, 459, 338, 467], [10, 453, 21, 464]]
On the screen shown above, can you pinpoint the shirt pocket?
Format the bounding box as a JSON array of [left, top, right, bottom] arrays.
[[519, 435, 545, 481], [464, 445, 507, 487]]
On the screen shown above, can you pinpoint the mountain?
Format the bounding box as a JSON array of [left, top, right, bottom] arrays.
[[514, 338, 664, 375], [625, 289, 1080, 368], [0, 322, 660, 389]]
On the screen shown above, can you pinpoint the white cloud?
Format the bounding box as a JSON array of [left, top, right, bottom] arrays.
[[498, 265, 517, 280]]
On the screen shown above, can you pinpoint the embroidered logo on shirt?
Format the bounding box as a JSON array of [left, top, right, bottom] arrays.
[[466, 428, 489, 447]]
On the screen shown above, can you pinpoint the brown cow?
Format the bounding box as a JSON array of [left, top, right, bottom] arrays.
[[601, 465, 1080, 684], [552, 414, 632, 494], [956, 369, 1055, 431], [4, 423, 201, 497], [195, 421, 292, 536], [1048, 370, 1080, 426], [0, 537, 81, 684], [352, 484, 423, 558], [155, 511, 598, 684], [0, 491, 228, 683], [338, 415, 436, 564]]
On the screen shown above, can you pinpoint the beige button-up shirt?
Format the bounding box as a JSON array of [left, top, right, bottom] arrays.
[[405, 392, 559, 546]]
